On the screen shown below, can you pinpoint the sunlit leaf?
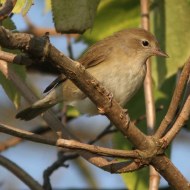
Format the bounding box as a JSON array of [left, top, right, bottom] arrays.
[[151, 0, 190, 87], [66, 105, 80, 118], [11, 0, 34, 15], [82, 0, 140, 44], [44, 0, 51, 13], [21, 0, 34, 16], [122, 168, 149, 190], [0, 0, 33, 15], [0, 18, 26, 108], [0, 64, 26, 108], [74, 158, 99, 189], [2, 17, 16, 29]]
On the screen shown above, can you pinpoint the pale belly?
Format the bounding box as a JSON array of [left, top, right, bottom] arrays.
[[72, 63, 146, 115]]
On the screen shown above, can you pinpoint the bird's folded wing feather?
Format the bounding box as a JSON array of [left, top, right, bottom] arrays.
[[79, 38, 112, 68], [44, 37, 113, 93], [43, 74, 67, 93]]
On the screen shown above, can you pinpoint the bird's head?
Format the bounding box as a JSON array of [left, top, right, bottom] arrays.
[[116, 28, 168, 59]]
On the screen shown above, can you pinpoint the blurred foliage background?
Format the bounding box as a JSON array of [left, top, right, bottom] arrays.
[[0, 0, 190, 189]]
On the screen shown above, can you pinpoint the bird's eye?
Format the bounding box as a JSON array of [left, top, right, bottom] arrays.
[[142, 40, 149, 47]]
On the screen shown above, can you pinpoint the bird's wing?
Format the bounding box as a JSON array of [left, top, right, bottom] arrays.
[[43, 74, 67, 93], [44, 37, 113, 93], [79, 38, 112, 68]]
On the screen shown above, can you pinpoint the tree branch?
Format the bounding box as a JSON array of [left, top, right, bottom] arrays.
[[0, 155, 43, 190], [141, 0, 159, 188], [0, 50, 35, 65], [0, 122, 142, 159], [0, 136, 22, 152], [23, 15, 79, 38], [0, 27, 148, 149], [161, 89, 190, 146], [0, 0, 17, 21], [0, 49, 142, 173], [0, 59, 71, 138], [43, 152, 78, 190], [155, 57, 190, 138], [0, 125, 52, 152], [0, 27, 190, 188], [151, 155, 190, 190], [0, 122, 144, 173]]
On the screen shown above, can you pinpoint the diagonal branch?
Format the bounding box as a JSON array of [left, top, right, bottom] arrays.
[[0, 27, 190, 188], [0, 155, 43, 190], [155, 57, 190, 138], [161, 88, 190, 146], [0, 27, 148, 149], [0, 50, 142, 173], [0, 0, 17, 21], [151, 155, 190, 190], [0, 59, 72, 138]]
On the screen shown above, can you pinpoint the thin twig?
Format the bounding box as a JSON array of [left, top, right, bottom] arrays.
[[155, 57, 190, 138], [0, 27, 148, 147], [24, 15, 79, 38], [0, 50, 34, 65], [0, 155, 43, 190], [179, 75, 190, 113], [161, 85, 190, 146], [0, 122, 142, 159], [89, 123, 116, 144], [0, 122, 144, 173], [140, 0, 159, 189], [0, 27, 190, 187], [66, 36, 74, 59], [0, 0, 17, 21], [43, 152, 78, 190], [0, 125, 51, 152], [0, 136, 22, 152], [0, 59, 71, 138], [0, 52, 142, 173]]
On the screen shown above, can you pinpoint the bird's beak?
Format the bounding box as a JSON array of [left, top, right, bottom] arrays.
[[153, 48, 169, 58]]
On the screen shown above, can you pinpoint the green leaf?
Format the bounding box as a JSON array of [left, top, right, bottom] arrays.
[[2, 17, 16, 30], [151, 0, 190, 87], [44, 0, 52, 13], [122, 168, 149, 190], [0, 17, 26, 108], [51, 0, 100, 33], [21, 0, 34, 16], [74, 158, 99, 189], [0, 64, 26, 108], [66, 105, 80, 118], [114, 132, 149, 190], [82, 0, 140, 44]]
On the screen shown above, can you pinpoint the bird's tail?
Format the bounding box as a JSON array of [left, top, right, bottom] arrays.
[[16, 97, 57, 121]]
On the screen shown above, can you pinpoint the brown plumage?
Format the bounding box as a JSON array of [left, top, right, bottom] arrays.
[[16, 28, 168, 120]]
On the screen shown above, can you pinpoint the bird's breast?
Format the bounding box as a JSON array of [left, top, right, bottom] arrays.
[[89, 59, 147, 106]]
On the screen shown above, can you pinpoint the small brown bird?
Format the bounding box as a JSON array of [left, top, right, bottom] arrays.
[[16, 28, 168, 120]]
